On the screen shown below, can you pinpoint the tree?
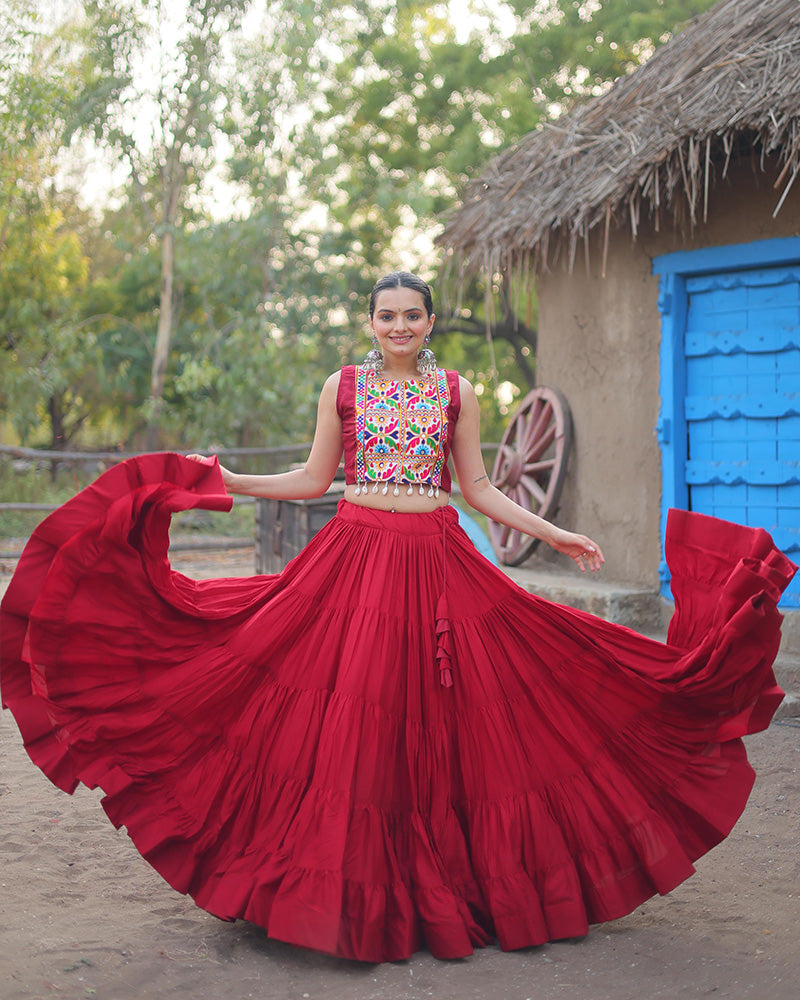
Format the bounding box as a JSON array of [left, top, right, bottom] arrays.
[[153, 216, 351, 450], [0, 1, 91, 447], [1, 0, 719, 451], [58, 0, 381, 448], [310, 0, 718, 387], [65, 0, 253, 446]]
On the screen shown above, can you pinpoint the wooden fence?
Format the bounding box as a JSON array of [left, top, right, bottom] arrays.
[[0, 441, 311, 472], [0, 442, 499, 565], [0, 443, 311, 563]]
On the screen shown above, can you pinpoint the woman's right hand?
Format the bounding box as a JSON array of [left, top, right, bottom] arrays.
[[185, 453, 236, 489]]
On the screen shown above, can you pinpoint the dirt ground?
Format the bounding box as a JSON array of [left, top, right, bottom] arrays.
[[1, 552, 799, 1000]]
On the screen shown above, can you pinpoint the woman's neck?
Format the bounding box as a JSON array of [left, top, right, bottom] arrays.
[[377, 360, 423, 380]]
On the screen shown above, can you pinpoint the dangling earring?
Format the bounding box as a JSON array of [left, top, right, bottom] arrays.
[[416, 332, 436, 375], [363, 335, 384, 374]]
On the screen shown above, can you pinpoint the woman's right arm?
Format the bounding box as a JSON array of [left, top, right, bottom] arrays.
[[188, 371, 344, 500]]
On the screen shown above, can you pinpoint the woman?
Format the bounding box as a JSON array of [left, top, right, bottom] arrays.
[[1, 271, 794, 963], [197, 271, 602, 570]]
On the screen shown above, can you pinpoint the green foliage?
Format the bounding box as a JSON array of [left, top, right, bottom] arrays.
[[0, 0, 718, 455], [0, 4, 107, 447], [165, 212, 375, 449], [0, 204, 87, 442], [437, 327, 523, 444], [66, 0, 252, 210], [81, 211, 367, 449], [314, 0, 716, 235], [300, 0, 716, 411]]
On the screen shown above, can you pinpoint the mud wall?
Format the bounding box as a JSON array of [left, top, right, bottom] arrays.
[[535, 156, 800, 586]]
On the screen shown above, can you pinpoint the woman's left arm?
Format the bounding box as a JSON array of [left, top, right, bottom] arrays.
[[450, 376, 604, 573]]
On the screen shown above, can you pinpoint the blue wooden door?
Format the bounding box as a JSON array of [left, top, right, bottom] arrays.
[[682, 265, 800, 606]]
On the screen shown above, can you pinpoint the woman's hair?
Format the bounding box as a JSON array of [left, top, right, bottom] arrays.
[[369, 271, 434, 318]]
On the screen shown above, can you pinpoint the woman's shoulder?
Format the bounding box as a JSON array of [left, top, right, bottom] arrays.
[[453, 374, 478, 412], [316, 370, 344, 409], [315, 369, 342, 395], [452, 371, 475, 394], [335, 364, 365, 384], [326, 367, 351, 414]]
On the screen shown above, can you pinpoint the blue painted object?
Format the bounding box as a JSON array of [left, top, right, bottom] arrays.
[[655, 237, 800, 608], [453, 505, 499, 565]]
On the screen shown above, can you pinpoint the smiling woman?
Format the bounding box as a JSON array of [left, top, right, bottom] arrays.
[[0, 270, 794, 964], [371, 293, 432, 359], [364, 271, 436, 375]]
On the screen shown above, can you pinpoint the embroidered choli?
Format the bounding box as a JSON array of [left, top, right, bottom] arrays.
[[337, 364, 461, 496]]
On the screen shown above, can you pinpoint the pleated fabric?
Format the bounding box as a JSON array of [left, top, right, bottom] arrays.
[[0, 453, 795, 962]]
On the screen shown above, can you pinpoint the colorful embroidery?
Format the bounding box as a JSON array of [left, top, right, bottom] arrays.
[[354, 367, 450, 495]]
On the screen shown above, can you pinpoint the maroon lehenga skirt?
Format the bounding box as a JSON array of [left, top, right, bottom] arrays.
[[0, 454, 795, 962]]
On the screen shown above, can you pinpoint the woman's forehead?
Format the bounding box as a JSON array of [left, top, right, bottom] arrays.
[[372, 287, 428, 312]]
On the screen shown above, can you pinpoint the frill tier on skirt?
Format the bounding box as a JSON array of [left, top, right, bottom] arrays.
[[0, 454, 795, 962]]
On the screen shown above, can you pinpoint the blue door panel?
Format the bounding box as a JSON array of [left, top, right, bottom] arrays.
[[686, 328, 800, 355], [656, 245, 800, 608], [686, 396, 795, 420]]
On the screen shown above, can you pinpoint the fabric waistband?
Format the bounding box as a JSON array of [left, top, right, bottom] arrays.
[[335, 498, 459, 536]]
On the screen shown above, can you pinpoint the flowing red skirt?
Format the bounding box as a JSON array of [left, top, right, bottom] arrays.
[[0, 454, 795, 962]]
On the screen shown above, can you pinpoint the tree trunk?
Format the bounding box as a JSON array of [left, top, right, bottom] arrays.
[[48, 394, 66, 451], [146, 224, 175, 450]]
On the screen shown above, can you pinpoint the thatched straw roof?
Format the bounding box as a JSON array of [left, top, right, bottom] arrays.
[[439, 0, 800, 277]]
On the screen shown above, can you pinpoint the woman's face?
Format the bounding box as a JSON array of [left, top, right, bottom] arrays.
[[370, 287, 434, 368]]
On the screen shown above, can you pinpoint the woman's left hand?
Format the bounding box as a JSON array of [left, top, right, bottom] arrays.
[[550, 527, 605, 573]]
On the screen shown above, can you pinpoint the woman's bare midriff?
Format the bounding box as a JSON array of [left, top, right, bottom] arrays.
[[343, 483, 451, 512]]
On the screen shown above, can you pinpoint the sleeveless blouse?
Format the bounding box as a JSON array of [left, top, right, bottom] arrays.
[[336, 364, 461, 496]]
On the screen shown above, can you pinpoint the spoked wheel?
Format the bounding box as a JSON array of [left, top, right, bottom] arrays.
[[489, 386, 572, 566]]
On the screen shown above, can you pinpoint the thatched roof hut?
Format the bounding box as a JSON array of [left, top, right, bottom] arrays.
[[439, 0, 800, 277], [437, 0, 800, 624]]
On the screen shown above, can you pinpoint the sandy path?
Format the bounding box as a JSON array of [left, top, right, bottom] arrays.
[[1, 553, 799, 999], [1, 713, 798, 1000]]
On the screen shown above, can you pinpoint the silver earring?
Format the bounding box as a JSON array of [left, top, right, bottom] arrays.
[[363, 335, 384, 373], [416, 333, 436, 375]]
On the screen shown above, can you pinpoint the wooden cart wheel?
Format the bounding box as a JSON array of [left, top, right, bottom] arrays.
[[489, 386, 572, 566]]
